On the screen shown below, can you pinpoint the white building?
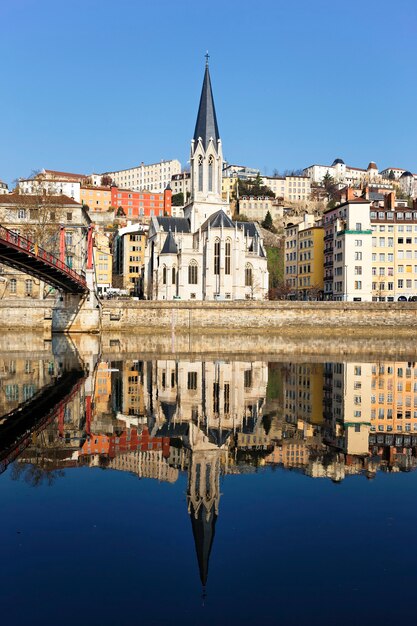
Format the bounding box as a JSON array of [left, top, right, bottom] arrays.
[[304, 159, 383, 187], [144, 61, 269, 301], [399, 171, 417, 198], [323, 199, 373, 301], [105, 159, 181, 193], [17, 169, 86, 202], [0, 180, 9, 194], [262, 175, 311, 202]]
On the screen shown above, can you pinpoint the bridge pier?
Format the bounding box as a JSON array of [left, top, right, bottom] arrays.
[[52, 270, 101, 333]]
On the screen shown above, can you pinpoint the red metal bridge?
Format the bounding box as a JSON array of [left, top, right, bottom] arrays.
[[0, 225, 88, 294]]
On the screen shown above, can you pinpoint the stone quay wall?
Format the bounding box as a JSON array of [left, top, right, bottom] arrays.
[[101, 300, 417, 333], [0, 299, 417, 337]]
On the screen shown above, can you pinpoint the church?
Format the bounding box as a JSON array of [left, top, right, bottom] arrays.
[[143, 59, 269, 301]]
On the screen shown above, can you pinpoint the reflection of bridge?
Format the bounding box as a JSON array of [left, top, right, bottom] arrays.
[[0, 369, 86, 474], [0, 225, 88, 294]]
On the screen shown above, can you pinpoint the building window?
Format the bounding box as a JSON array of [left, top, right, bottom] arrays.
[[162, 266, 167, 285], [188, 260, 198, 284], [225, 240, 231, 275], [214, 240, 220, 275], [172, 267, 176, 285], [9, 278, 16, 293], [25, 279, 33, 295], [245, 263, 253, 287]]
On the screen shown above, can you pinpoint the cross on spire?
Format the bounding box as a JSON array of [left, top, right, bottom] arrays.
[[205, 51, 210, 67]]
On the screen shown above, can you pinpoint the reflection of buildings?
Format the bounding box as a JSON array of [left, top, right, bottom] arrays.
[[5, 353, 417, 588]]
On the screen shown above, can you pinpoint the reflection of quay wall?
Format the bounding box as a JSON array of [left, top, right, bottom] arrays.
[[101, 332, 417, 359]]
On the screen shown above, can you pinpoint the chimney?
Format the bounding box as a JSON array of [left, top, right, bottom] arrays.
[[384, 191, 396, 210], [347, 187, 356, 201]]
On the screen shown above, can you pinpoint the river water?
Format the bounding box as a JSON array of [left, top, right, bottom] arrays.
[[1, 336, 417, 625]]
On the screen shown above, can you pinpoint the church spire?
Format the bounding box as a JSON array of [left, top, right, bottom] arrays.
[[193, 54, 220, 151]]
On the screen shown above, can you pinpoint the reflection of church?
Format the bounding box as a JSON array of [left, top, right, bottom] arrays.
[[145, 358, 268, 586], [144, 59, 268, 301]]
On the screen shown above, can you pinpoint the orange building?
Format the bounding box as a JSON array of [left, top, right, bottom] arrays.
[[111, 186, 172, 220], [80, 185, 112, 212]]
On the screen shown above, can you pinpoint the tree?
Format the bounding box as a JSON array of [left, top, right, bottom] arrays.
[[101, 174, 113, 186], [261, 210, 274, 232], [171, 192, 184, 206], [116, 205, 125, 216], [388, 170, 396, 181]]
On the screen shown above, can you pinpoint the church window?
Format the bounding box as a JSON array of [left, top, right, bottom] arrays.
[[188, 372, 197, 390], [188, 260, 198, 284], [198, 155, 203, 191], [162, 266, 167, 285], [225, 240, 231, 274], [224, 383, 230, 414], [245, 263, 253, 287], [208, 155, 214, 192], [213, 382, 220, 414], [214, 239, 220, 275]]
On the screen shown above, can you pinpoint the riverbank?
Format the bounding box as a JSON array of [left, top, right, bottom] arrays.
[[0, 299, 417, 335]]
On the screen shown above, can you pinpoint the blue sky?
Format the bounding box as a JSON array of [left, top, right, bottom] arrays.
[[1, 0, 416, 187]]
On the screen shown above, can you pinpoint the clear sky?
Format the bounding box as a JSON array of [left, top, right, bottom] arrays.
[[1, 0, 416, 187]]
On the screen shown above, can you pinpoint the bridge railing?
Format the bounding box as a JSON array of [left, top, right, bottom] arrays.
[[0, 225, 87, 287]]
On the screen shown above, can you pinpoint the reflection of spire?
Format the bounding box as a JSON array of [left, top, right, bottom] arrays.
[[190, 501, 217, 587], [187, 444, 222, 588]]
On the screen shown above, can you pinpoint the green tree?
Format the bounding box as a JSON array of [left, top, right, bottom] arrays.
[[261, 210, 274, 231], [171, 192, 184, 206]]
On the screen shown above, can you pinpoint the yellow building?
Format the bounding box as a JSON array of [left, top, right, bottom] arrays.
[[371, 196, 417, 301], [93, 232, 112, 295], [285, 214, 324, 299], [370, 361, 417, 434], [80, 186, 112, 213]]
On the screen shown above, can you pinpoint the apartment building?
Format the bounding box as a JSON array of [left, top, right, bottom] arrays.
[[0, 193, 89, 298], [370, 195, 417, 301], [105, 159, 181, 193], [0, 180, 9, 194], [18, 169, 88, 203], [171, 172, 191, 199], [303, 159, 383, 187], [112, 223, 148, 293], [323, 198, 373, 301], [81, 185, 112, 212], [262, 175, 311, 202], [93, 231, 112, 295], [284, 214, 324, 299], [111, 186, 172, 220], [238, 196, 283, 222]]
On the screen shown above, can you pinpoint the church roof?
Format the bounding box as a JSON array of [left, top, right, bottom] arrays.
[[160, 230, 178, 255], [201, 209, 234, 231], [238, 222, 258, 237], [156, 216, 191, 233], [193, 62, 220, 151]]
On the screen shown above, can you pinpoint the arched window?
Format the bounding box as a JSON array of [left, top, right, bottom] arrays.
[[188, 260, 198, 284], [172, 266, 176, 285], [198, 155, 203, 192], [225, 239, 231, 275], [214, 239, 220, 275], [162, 265, 167, 285], [245, 263, 253, 287], [208, 155, 214, 192]]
